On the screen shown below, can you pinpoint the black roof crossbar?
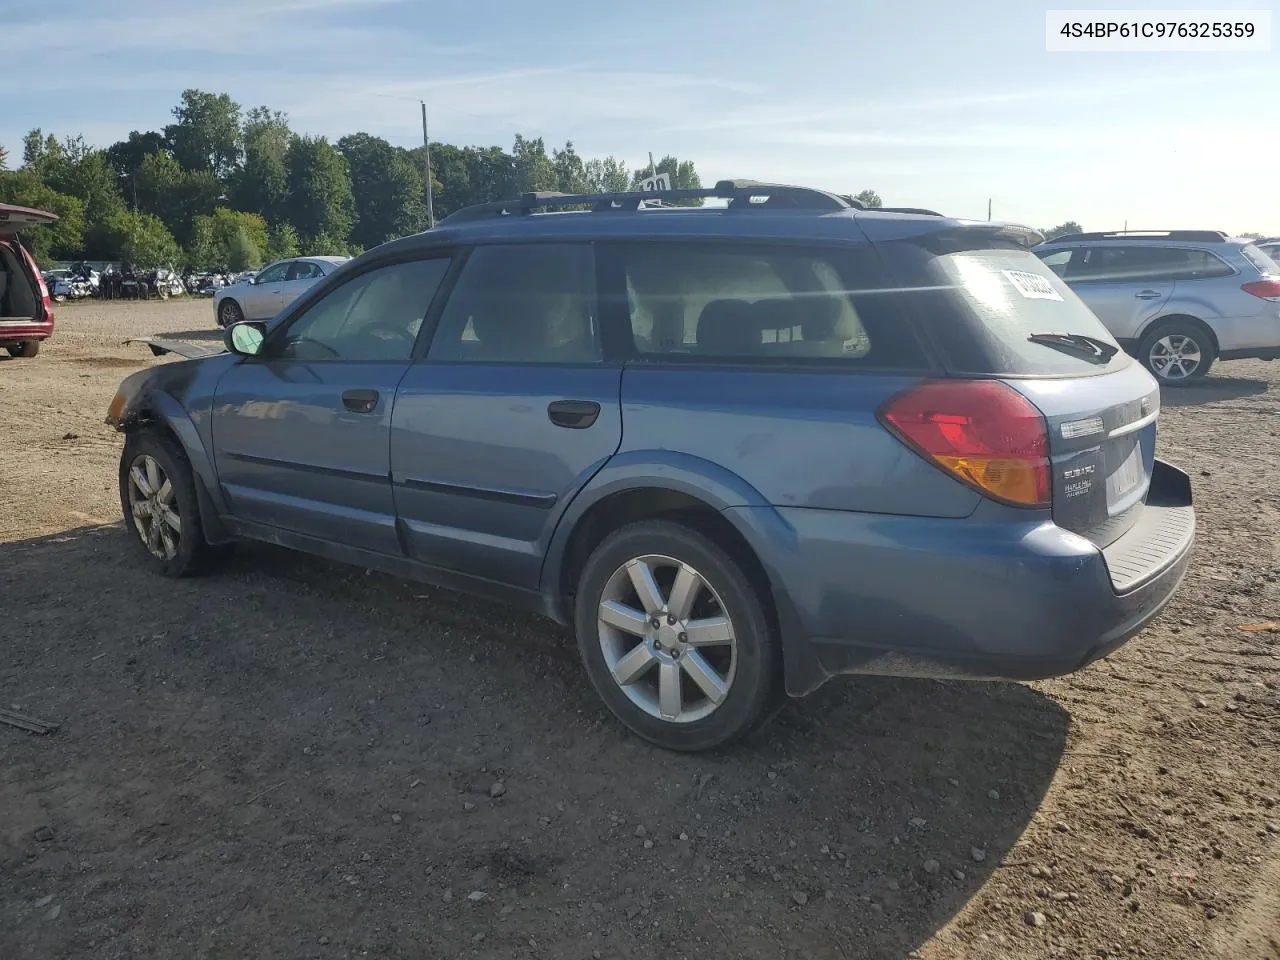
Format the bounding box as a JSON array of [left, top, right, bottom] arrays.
[[441, 179, 855, 224], [1049, 229, 1230, 244]]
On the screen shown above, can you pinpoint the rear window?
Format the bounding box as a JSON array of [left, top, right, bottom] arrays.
[[886, 242, 1130, 376], [1067, 245, 1232, 282], [1241, 243, 1279, 275], [614, 242, 929, 370]]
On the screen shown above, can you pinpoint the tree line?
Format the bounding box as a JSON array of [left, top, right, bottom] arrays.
[[0, 89, 707, 270]]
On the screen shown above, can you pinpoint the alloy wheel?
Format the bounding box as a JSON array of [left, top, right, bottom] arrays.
[[596, 554, 737, 723], [1149, 334, 1202, 381], [126, 453, 181, 560]]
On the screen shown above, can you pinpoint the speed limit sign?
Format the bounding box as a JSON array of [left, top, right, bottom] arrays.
[[638, 173, 672, 193]]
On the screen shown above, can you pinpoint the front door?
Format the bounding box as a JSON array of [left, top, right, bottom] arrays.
[[212, 256, 453, 555], [244, 260, 290, 320], [390, 243, 622, 588]]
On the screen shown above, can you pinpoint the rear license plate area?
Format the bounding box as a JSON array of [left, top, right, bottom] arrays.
[[1105, 437, 1146, 511]]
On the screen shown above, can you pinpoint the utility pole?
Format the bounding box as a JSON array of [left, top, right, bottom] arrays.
[[649, 152, 656, 178], [420, 101, 435, 229], [987, 198, 992, 221]]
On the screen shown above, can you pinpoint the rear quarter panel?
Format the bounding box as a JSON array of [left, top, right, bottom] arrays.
[[1159, 277, 1280, 351]]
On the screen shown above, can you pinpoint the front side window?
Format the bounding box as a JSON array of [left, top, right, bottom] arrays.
[[427, 244, 599, 364], [255, 261, 289, 284], [617, 242, 928, 368], [271, 257, 451, 362], [1036, 248, 1073, 277], [1068, 245, 1232, 283]]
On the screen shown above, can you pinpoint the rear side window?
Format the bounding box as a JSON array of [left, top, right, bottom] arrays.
[[1241, 243, 1279, 275], [884, 242, 1129, 376], [615, 242, 928, 369], [1068, 245, 1232, 282], [428, 244, 599, 364]]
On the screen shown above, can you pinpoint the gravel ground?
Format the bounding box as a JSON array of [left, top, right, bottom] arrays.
[[1, 299, 1278, 960]]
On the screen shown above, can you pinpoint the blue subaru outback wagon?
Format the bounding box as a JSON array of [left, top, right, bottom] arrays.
[[106, 180, 1195, 751]]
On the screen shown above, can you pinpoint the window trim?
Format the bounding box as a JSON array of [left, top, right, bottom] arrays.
[[256, 250, 457, 364], [595, 238, 939, 374], [417, 241, 611, 368]]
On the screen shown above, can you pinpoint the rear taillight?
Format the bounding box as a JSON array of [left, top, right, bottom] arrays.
[[878, 380, 1051, 508], [1242, 279, 1280, 301]]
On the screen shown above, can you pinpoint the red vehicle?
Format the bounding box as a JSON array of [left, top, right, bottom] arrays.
[[0, 203, 57, 358]]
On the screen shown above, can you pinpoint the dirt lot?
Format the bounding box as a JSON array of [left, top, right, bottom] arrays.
[[1, 299, 1278, 960]]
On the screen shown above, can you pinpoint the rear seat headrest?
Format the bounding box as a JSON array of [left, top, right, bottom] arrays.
[[696, 299, 760, 354]]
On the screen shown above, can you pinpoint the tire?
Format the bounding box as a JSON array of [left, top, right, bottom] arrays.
[[52, 294, 66, 303], [1138, 320, 1215, 385], [573, 520, 780, 752], [8, 340, 40, 358], [218, 299, 243, 328], [118, 430, 230, 577]]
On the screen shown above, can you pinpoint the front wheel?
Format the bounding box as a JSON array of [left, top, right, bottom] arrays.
[[1138, 320, 1215, 385], [218, 299, 243, 327], [574, 520, 780, 752], [119, 431, 229, 577]]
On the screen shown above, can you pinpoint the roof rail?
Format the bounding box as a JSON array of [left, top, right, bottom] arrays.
[[440, 179, 853, 225], [1049, 229, 1229, 244]]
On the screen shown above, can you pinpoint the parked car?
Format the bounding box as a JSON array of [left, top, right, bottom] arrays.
[[0, 203, 57, 358], [1033, 230, 1280, 384], [106, 180, 1194, 751], [213, 256, 349, 326], [1254, 237, 1280, 262]]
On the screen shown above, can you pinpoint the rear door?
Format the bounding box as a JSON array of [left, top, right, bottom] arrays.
[[389, 243, 622, 589], [885, 236, 1160, 548], [282, 259, 327, 311], [1062, 246, 1173, 341]]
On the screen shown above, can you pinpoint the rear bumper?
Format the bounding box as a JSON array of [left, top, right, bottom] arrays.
[[0, 319, 53, 343], [730, 460, 1195, 696]]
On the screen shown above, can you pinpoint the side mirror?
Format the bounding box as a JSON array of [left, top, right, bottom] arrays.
[[225, 321, 266, 358]]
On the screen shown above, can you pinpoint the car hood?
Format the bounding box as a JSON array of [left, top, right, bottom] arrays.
[[0, 203, 58, 236], [124, 337, 226, 359]]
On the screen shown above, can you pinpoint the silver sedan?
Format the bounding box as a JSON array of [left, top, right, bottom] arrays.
[[213, 256, 349, 327]]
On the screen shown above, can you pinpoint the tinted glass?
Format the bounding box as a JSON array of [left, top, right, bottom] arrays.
[[274, 258, 450, 362], [1036, 248, 1073, 277], [1068, 245, 1231, 282], [884, 241, 1128, 376], [288, 261, 324, 281], [618, 242, 928, 369], [256, 262, 288, 284], [1242, 243, 1279, 274], [428, 244, 599, 363]]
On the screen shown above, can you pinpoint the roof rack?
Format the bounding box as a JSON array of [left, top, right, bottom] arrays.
[[441, 179, 854, 225], [1049, 230, 1229, 244]]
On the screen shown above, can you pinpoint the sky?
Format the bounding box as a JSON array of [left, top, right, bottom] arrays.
[[4, 0, 1278, 233]]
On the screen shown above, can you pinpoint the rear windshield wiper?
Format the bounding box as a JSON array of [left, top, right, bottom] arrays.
[[1027, 332, 1119, 363]]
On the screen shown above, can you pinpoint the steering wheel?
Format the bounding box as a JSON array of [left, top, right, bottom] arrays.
[[360, 322, 417, 344]]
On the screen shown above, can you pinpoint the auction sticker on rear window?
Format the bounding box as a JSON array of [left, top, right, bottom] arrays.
[[1003, 270, 1064, 301]]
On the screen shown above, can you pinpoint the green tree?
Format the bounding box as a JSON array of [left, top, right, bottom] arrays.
[[853, 189, 882, 209], [284, 135, 355, 247], [22, 129, 61, 172], [512, 135, 557, 193], [0, 170, 85, 261], [1042, 220, 1083, 240], [189, 208, 268, 270], [338, 133, 425, 248], [414, 142, 465, 219], [232, 107, 291, 221], [264, 222, 301, 262], [105, 130, 167, 196], [89, 209, 181, 264], [165, 89, 241, 179], [631, 155, 702, 206], [134, 152, 220, 249], [552, 141, 591, 194], [0, 144, 9, 170], [585, 156, 630, 193]]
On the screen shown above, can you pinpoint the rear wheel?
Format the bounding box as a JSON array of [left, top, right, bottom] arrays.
[[8, 341, 39, 358], [218, 299, 243, 327], [119, 431, 229, 577], [1138, 320, 1214, 385], [574, 520, 780, 752]]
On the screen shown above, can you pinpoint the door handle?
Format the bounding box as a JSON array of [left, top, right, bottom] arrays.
[[1134, 290, 1163, 300], [548, 399, 601, 429], [342, 388, 380, 414]]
